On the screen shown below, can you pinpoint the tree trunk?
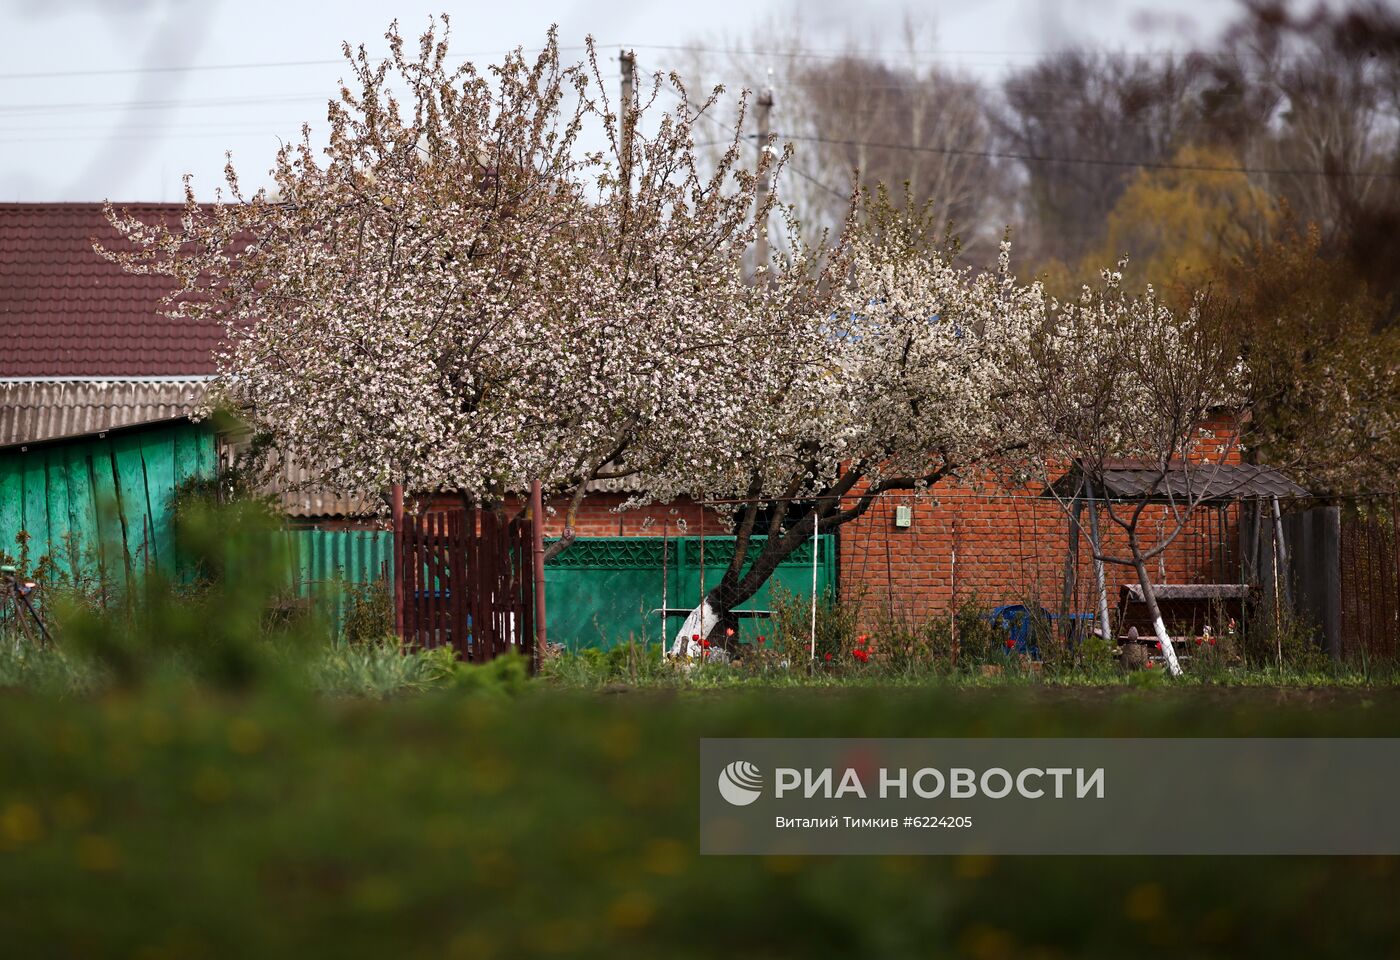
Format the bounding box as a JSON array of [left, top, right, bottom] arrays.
[[1086, 483, 1112, 641], [670, 597, 723, 658], [1131, 557, 1182, 676], [668, 517, 811, 658], [1058, 500, 1083, 646]]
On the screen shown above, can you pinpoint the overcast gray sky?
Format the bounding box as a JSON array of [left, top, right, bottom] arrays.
[[1, 0, 1239, 202]]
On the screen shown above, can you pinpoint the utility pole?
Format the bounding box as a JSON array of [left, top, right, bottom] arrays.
[[620, 49, 635, 118], [754, 85, 773, 278], [618, 49, 637, 204]]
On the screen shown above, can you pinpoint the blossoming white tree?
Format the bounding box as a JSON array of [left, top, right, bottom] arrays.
[[664, 192, 1044, 654], [102, 18, 829, 559], [1024, 267, 1247, 675]]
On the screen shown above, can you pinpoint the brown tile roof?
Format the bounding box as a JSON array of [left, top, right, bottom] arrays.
[[0, 202, 223, 377]]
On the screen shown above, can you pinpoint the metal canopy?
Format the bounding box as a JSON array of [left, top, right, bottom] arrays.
[[1043, 462, 1309, 504]]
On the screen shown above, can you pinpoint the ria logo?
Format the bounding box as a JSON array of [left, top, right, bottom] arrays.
[[718, 760, 764, 806]]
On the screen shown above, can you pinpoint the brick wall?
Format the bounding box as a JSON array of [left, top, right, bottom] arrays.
[[424, 491, 723, 538], [529, 493, 722, 539], [838, 485, 1243, 625], [840, 415, 1246, 623]]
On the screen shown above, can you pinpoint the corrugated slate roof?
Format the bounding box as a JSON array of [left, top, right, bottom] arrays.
[[0, 378, 208, 446], [268, 456, 380, 519], [0, 203, 222, 377], [0, 379, 369, 518]]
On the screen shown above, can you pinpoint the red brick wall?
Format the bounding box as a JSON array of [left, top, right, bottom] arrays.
[[423, 491, 723, 538], [530, 493, 723, 538], [838, 486, 1243, 625], [839, 416, 1246, 623]]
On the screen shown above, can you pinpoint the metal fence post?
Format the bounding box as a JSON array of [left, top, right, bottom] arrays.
[[391, 482, 404, 642], [531, 479, 547, 661]]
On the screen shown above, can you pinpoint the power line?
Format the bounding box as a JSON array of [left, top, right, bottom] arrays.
[[0, 132, 304, 145], [0, 58, 353, 81], [785, 163, 850, 202], [624, 42, 1207, 65], [0, 93, 329, 116], [774, 132, 1400, 181], [0, 46, 598, 82], [626, 41, 1361, 73]]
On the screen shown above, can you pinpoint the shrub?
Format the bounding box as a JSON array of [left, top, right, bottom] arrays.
[[341, 579, 394, 646]]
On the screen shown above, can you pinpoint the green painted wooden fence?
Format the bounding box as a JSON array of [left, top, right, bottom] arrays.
[[0, 420, 217, 590], [1, 424, 833, 647], [0, 420, 392, 640], [543, 534, 837, 650]]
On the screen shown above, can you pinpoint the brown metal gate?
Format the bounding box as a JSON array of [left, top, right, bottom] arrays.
[[394, 504, 536, 668]]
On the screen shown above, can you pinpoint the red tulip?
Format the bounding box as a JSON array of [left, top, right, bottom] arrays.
[[824, 652, 833, 662], [1004, 638, 1015, 650]]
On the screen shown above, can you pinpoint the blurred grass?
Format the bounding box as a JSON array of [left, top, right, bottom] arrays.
[[1, 681, 1398, 959], [538, 645, 1396, 690]]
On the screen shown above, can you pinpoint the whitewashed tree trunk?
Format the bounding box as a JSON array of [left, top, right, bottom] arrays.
[[670, 597, 721, 658], [1086, 485, 1113, 641], [1132, 559, 1182, 676]]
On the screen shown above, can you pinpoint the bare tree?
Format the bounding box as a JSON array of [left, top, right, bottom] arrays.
[[673, 13, 1011, 262], [996, 50, 1218, 270], [1214, 1, 1400, 311]]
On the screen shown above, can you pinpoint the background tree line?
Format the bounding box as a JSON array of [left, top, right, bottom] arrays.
[[680, 0, 1400, 494]]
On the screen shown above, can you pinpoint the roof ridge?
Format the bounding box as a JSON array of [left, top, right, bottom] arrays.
[[0, 201, 190, 208]]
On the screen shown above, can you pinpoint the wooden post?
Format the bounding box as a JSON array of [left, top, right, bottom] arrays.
[[809, 511, 819, 665], [1271, 496, 1293, 609], [391, 482, 404, 643], [530, 479, 547, 661], [1323, 504, 1342, 662]]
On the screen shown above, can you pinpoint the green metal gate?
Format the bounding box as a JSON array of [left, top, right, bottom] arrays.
[[543, 534, 836, 650]]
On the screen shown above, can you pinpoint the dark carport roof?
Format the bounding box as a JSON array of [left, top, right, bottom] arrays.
[[1043, 462, 1309, 503]]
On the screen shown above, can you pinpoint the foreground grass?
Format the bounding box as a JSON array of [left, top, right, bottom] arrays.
[[1, 671, 1399, 959], [540, 646, 1400, 691]]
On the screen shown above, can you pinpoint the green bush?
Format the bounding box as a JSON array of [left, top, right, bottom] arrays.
[[52, 497, 313, 691]]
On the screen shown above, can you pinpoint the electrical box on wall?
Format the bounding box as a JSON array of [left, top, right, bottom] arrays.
[[894, 504, 913, 528]]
